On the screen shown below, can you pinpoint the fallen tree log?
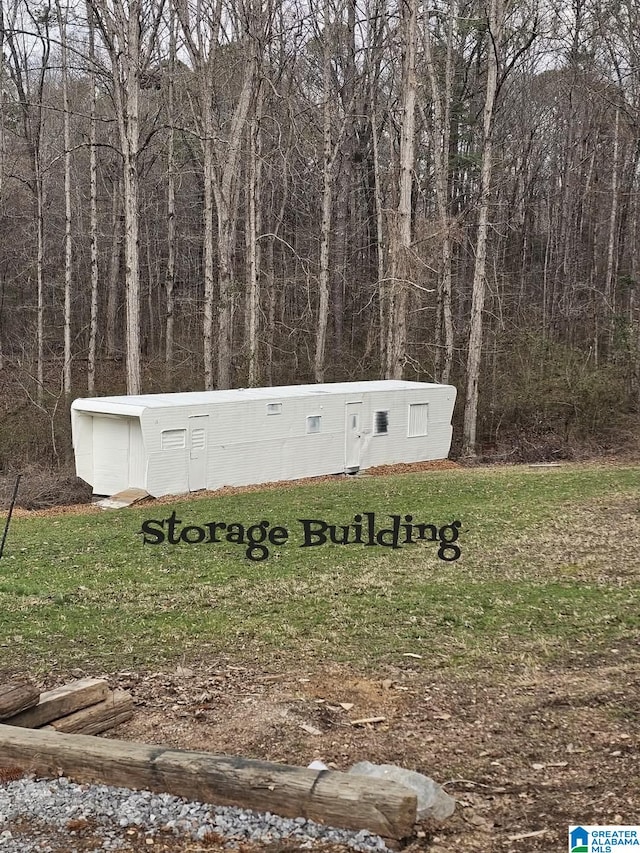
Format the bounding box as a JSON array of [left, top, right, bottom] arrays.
[[0, 682, 39, 720], [5, 679, 110, 729], [0, 724, 417, 839], [43, 689, 133, 735]]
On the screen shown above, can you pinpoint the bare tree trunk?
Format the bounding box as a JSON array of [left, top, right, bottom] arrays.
[[314, 0, 351, 382], [365, 0, 387, 369], [105, 181, 122, 360], [145, 220, 156, 355], [315, 0, 333, 383], [121, 2, 142, 395], [604, 105, 620, 355], [87, 3, 99, 395], [5, 2, 51, 401], [165, 6, 177, 379], [265, 238, 276, 386], [332, 154, 348, 360], [174, 0, 220, 390], [371, 109, 386, 369], [461, 0, 504, 457], [245, 84, 263, 386], [424, 0, 456, 382], [0, 274, 4, 372], [122, 105, 141, 395], [94, 6, 139, 383], [264, 155, 289, 386], [330, 0, 357, 361], [35, 144, 45, 401], [215, 208, 236, 390], [89, 0, 162, 395], [202, 103, 216, 389], [0, 2, 5, 373], [176, 0, 258, 390], [216, 44, 258, 390], [57, 0, 73, 395], [630, 144, 640, 404], [385, 0, 417, 379], [34, 16, 50, 404]]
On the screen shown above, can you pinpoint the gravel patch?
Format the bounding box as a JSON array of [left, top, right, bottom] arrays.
[[0, 777, 389, 852]]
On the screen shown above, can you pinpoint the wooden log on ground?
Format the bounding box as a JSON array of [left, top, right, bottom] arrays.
[[0, 724, 417, 839], [4, 679, 110, 729], [0, 682, 39, 720], [44, 689, 133, 735]]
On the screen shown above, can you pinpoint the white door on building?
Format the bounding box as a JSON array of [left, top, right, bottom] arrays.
[[188, 415, 209, 491], [92, 416, 130, 495], [344, 402, 362, 472]]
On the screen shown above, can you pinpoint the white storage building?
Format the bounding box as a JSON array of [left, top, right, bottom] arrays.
[[71, 380, 457, 497]]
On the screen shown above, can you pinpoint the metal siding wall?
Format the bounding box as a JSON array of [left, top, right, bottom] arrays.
[[362, 387, 456, 468], [144, 409, 189, 497], [129, 385, 456, 497], [205, 397, 346, 490], [72, 412, 95, 485], [128, 419, 146, 489]]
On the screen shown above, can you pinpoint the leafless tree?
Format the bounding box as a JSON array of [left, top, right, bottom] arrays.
[[88, 0, 165, 394]]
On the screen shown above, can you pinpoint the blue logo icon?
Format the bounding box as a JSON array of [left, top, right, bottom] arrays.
[[570, 827, 589, 853]]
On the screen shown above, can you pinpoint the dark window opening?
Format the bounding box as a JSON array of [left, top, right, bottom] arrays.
[[374, 410, 389, 435]]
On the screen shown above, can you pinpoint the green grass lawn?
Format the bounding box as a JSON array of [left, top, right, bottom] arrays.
[[1, 463, 638, 674]]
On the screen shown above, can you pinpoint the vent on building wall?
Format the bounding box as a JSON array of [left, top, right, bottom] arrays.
[[161, 429, 186, 450]]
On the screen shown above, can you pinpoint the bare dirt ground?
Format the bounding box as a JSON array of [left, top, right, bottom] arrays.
[[113, 650, 640, 852], [5, 646, 638, 853]]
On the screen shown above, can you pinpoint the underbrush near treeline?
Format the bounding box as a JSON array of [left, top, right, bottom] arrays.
[[0, 464, 93, 511]]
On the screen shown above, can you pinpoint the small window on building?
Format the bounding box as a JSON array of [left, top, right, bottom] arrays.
[[306, 415, 321, 434], [266, 402, 282, 415], [408, 403, 428, 437], [373, 410, 389, 435], [161, 428, 186, 450]]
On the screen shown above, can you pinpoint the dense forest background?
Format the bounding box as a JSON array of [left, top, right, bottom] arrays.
[[1, 0, 639, 485]]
